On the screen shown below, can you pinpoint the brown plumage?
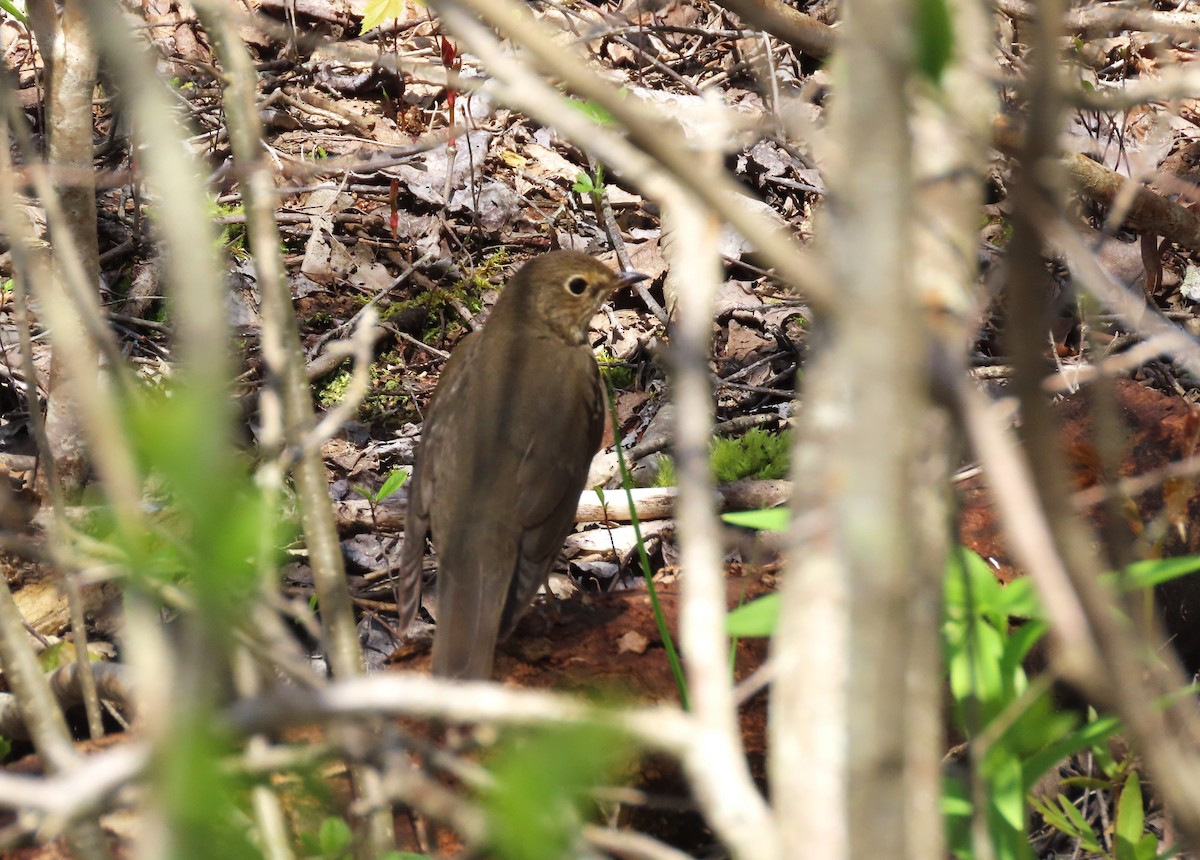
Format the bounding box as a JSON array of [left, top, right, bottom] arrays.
[[394, 251, 647, 680]]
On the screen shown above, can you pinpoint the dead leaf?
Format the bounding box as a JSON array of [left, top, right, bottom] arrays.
[[617, 630, 650, 654]]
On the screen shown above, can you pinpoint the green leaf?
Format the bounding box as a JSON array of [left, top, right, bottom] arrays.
[[1030, 796, 1076, 841], [722, 508, 789, 532], [567, 97, 616, 128], [1059, 794, 1104, 853], [941, 774, 974, 859], [485, 723, 632, 860], [983, 750, 1031, 860], [944, 548, 1003, 624], [318, 817, 353, 856], [375, 468, 409, 502], [1136, 832, 1160, 860], [0, 1, 26, 24], [947, 616, 1005, 712], [1120, 554, 1200, 590], [1032, 795, 1100, 853], [572, 173, 596, 194], [1115, 771, 1146, 860], [38, 641, 69, 672], [999, 620, 1045, 683], [914, 0, 954, 84], [361, 0, 410, 34], [725, 594, 779, 637], [1018, 714, 1114, 795]]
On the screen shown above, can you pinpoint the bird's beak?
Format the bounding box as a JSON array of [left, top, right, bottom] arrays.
[[616, 271, 649, 289]]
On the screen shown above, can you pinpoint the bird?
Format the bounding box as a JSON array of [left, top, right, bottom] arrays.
[[394, 250, 647, 680]]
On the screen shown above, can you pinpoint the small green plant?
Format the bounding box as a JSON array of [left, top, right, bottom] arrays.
[[654, 429, 790, 488], [566, 95, 619, 128], [315, 355, 415, 429], [297, 816, 352, 859], [317, 369, 351, 409], [386, 251, 505, 345], [572, 163, 606, 196], [651, 455, 675, 488], [363, 351, 412, 423], [719, 508, 1199, 860], [353, 469, 408, 505], [211, 201, 247, 255], [596, 348, 632, 389], [710, 428, 789, 481], [1031, 769, 1160, 860]]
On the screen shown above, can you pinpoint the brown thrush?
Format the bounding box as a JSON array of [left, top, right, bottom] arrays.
[[395, 251, 647, 679]]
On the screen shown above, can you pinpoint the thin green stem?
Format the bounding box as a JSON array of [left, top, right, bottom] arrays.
[[602, 382, 689, 709]]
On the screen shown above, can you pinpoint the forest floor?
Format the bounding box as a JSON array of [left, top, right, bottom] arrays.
[[5, 0, 1200, 857]]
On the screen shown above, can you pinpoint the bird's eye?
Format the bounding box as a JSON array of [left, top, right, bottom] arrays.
[[566, 276, 589, 296]]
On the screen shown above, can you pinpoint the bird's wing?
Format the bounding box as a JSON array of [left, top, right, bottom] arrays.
[[499, 347, 604, 636], [394, 332, 483, 634], [395, 457, 430, 634]]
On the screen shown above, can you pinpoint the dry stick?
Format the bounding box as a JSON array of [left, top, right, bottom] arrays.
[[231, 647, 292, 860], [663, 187, 780, 858], [332, 477, 789, 532], [581, 824, 696, 860], [1048, 217, 1200, 380], [585, 152, 670, 326], [33, 0, 103, 503], [0, 575, 79, 770], [905, 0, 998, 850], [204, 12, 343, 855], [11, 3, 136, 763], [302, 309, 383, 459], [0, 743, 147, 825], [61, 575, 103, 741], [708, 0, 834, 59], [0, 116, 93, 727], [993, 115, 1200, 253], [83, 6, 269, 860], [229, 673, 695, 747], [773, 0, 957, 853], [995, 0, 1200, 38], [0, 32, 116, 860], [1001, 0, 1200, 842], [196, 4, 396, 856]]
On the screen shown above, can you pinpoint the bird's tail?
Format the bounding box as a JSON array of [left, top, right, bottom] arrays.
[[393, 532, 426, 635], [431, 563, 507, 680]]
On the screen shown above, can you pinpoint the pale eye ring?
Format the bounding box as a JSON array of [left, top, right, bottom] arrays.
[[566, 276, 589, 296]]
